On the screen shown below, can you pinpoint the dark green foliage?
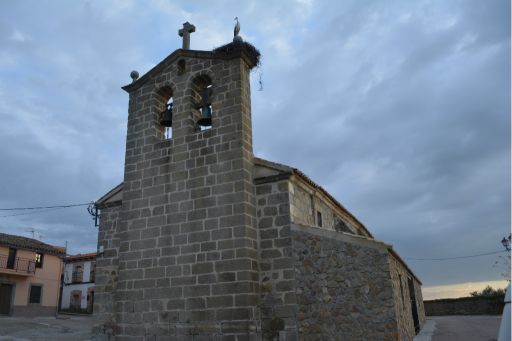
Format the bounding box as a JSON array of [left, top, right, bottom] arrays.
[[469, 285, 506, 299]]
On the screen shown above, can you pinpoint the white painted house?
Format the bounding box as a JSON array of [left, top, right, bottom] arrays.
[[59, 253, 95, 313]]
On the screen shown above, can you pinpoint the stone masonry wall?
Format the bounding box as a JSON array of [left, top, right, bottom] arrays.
[[424, 297, 504, 316], [95, 49, 261, 340], [255, 179, 297, 340], [289, 181, 363, 236], [94, 203, 122, 339], [289, 182, 314, 227], [413, 277, 426, 326], [292, 225, 399, 341], [388, 255, 416, 341]]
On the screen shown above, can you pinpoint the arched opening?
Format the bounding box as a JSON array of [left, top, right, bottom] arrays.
[[191, 75, 213, 131], [154, 86, 173, 140], [162, 97, 173, 139]]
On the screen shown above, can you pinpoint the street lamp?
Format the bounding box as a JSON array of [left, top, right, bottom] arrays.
[[501, 234, 511, 252]]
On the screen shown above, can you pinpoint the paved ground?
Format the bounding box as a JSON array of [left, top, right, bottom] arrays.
[[0, 314, 503, 341], [415, 315, 502, 341], [0, 315, 94, 341]]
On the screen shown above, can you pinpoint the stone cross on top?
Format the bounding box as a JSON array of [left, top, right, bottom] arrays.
[[178, 22, 196, 50]]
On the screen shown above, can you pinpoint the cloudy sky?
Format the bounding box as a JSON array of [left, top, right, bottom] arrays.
[[0, 0, 509, 298]]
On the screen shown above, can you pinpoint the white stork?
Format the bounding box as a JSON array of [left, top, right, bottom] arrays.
[[234, 17, 240, 37]]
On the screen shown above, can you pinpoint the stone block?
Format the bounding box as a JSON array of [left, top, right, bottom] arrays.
[[188, 231, 210, 243], [212, 228, 233, 240], [212, 281, 252, 295], [171, 276, 196, 286], [186, 297, 206, 310], [216, 308, 251, 320], [184, 285, 210, 297], [192, 262, 214, 274], [215, 259, 252, 272], [144, 287, 182, 300]]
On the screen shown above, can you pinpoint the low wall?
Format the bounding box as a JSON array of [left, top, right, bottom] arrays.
[[291, 224, 400, 340], [425, 297, 504, 316], [13, 305, 57, 317]]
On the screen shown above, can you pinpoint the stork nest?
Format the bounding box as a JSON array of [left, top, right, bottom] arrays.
[[213, 41, 261, 68]]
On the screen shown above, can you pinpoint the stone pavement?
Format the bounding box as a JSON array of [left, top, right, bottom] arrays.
[[0, 315, 93, 341], [415, 315, 502, 341]]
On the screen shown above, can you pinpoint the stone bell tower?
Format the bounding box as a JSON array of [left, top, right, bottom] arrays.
[[94, 23, 262, 340]]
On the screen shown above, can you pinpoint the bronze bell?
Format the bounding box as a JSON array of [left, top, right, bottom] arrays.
[[197, 87, 212, 127], [159, 103, 173, 127], [197, 105, 212, 127]]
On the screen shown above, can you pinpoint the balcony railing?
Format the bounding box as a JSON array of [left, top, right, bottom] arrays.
[[0, 254, 36, 274]]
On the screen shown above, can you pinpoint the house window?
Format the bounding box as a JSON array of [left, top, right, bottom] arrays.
[[29, 285, 42, 304], [317, 211, 323, 227], [72, 264, 84, 283], [35, 253, 43, 268]]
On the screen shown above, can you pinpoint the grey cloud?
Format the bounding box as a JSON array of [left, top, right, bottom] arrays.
[[0, 0, 509, 288]]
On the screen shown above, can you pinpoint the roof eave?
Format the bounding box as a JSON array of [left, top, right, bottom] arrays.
[[96, 183, 123, 206], [122, 48, 257, 93]]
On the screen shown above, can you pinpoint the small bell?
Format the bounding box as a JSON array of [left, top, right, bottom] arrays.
[[160, 103, 173, 127], [198, 105, 212, 127], [197, 87, 212, 127]]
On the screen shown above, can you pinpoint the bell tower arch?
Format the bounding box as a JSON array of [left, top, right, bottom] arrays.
[[99, 22, 262, 339]]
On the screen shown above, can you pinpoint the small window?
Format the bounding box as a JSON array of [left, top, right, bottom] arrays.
[[35, 253, 43, 268], [317, 211, 323, 227], [29, 285, 42, 304], [73, 264, 84, 283]]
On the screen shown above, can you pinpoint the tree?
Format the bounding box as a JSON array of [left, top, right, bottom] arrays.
[[470, 285, 506, 299]]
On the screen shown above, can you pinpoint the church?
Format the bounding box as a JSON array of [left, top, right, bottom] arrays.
[[93, 22, 426, 341]]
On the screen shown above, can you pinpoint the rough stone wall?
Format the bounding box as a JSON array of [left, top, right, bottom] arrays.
[[94, 203, 121, 339], [255, 179, 297, 340], [388, 255, 416, 341], [95, 50, 260, 340], [289, 181, 361, 235], [289, 182, 314, 227], [414, 278, 426, 325], [424, 297, 504, 316], [292, 225, 399, 341]]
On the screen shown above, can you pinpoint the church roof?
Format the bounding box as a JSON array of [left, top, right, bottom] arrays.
[[0, 233, 66, 256], [96, 182, 123, 207], [253, 157, 374, 238]]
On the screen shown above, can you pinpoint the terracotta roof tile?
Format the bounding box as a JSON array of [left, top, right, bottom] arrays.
[[65, 252, 96, 262], [0, 233, 66, 256]]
